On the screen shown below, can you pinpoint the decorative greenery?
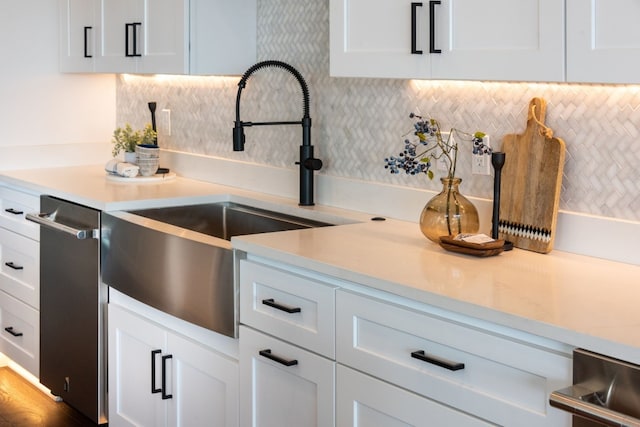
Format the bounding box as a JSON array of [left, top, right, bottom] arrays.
[[111, 123, 157, 157], [384, 113, 489, 180]]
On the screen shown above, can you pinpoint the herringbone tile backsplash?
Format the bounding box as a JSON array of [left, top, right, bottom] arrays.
[[117, 0, 640, 222]]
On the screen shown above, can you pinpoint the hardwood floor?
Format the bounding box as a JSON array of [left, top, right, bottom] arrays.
[[0, 368, 97, 426]]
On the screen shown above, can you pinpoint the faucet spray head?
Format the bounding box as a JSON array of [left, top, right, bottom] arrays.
[[233, 122, 245, 151]]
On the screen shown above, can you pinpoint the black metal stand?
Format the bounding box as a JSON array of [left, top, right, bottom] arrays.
[[491, 152, 513, 251]]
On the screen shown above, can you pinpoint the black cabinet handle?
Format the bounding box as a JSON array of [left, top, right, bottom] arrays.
[[4, 208, 23, 215], [125, 23, 134, 57], [262, 298, 301, 314], [411, 2, 423, 54], [429, 1, 442, 53], [4, 262, 23, 270], [259, 349, 298, 367], [83, 26, 92, 58], [161, 354, 173, 400], [411, 350, 464, 371], [133, 22, 142, 57], [151, 349, 161, 394], [125, 22, 142, 57], [4, 327, 23, 337]]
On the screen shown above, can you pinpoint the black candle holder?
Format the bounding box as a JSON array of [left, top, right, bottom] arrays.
[[491, 152, 513, 251]]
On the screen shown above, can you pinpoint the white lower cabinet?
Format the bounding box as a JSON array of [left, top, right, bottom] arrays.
[[237, 255, 572, 427], [337, 364, 492, 426], [0, 228, 39, 309], [0, 289, 39, 375], [0, 182, 40, 377], [108, 302, 238, 427], [336, 289, 572, 426], [239, 325, 335, 427]]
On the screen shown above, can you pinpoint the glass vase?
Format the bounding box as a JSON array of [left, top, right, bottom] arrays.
[[419, 177, 479, 243]]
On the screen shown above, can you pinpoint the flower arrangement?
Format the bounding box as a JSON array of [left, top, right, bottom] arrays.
[[384, 113, 491, 242], [384, 113, 489, 180], [111, 123, 157, 157]]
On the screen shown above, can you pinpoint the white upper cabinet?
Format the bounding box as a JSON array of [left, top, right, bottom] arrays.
[[60, 0, 256, 75], [431, 0, 565, 81], [330, 0, 432, 79], [98, 0, 148, 73], [330, 0, 565, 82], [567, 0, 640, 83], [59, 0, 98, 72]]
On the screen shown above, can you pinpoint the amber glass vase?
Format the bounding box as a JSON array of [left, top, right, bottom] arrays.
[[419, 177, 480, 243]]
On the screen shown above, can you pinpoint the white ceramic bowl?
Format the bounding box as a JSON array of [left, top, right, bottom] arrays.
[[136, 145, 159, 159], [136, 158, 159, 176]]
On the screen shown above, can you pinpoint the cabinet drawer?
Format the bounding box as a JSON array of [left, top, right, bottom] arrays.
[[0, 289, 39, 376], [0, 228, 39, 308], [337, 365, 493, 427], [0, 187, 40, 241], [239, 325, 335, 427], [240, 260, 337, 358], [336, 290, 571, 427]]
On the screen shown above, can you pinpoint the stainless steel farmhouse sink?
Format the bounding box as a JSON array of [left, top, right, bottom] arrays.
[[101, 201, 333, 338], [131, 201, 331, 238]]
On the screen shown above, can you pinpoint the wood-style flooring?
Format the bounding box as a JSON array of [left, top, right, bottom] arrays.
[[0, 367, 96, 426]]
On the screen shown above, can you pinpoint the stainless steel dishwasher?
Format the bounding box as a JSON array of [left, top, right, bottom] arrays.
[[550, 348, 640, 426], [26, 196, 106, 425]]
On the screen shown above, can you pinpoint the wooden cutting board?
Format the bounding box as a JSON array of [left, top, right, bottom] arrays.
[[499, 98, 566, 253]]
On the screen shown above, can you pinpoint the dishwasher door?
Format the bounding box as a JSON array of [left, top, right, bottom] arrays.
[[28, 196, 106, 424], [550, 348, 640, 427]]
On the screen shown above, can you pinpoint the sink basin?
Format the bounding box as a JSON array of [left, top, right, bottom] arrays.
[[101, 201, 333, 338], [130, 201, 332, 239]]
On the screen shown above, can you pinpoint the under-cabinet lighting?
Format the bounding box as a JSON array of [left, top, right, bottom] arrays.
[[121, 74, 240, 88]]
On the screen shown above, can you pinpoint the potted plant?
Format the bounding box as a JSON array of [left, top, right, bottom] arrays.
[[111, 123, 157, 163], [384, 113, 489, 242]]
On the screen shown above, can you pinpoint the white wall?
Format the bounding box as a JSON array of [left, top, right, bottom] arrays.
[[0, 0, 115, 169]]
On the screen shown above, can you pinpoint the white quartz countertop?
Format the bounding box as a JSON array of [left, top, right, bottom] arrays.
[[3, 165, 639, 364], [0, 165, 363, 224], [233, 221, 640, 364], [0, 165, 241, 211]]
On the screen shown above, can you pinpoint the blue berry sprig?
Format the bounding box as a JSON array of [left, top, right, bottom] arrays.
[[472, 133, 491, 155], [384, 113, 486, 180]]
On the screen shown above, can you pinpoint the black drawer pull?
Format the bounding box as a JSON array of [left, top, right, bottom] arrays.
[[411, 2, 423, 54], [259, 349, 298, 367], [151, 349, 161, 394], [4, 327, 23, 337], [262, 298, 301, 314], [411, 350, 465, 371], [4, 208, 23, 215], [4, 262, 23, 270], [161, 354, 173, 400]]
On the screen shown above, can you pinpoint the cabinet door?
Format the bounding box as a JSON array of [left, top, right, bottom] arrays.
[[0, 289, 39, 376], [136, 0, 188, 74], [431, 0, 565, 81], [167, 332, 239, 427], [337, 365, 493, 427], [108, 303, 168, 427], [189, 0, 257, 75], [336, 290, 571, 426], [239, 326, 334, 427], [567, 0, 640, 83], [330, 0, 431, 78], [98, 0, 144, 73], [0, 179, 41, 242], [59, 0, 98, 72], [0, 228, 39, 309]]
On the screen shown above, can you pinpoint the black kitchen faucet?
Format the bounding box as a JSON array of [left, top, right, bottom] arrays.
[[233, 60, 322, 206]]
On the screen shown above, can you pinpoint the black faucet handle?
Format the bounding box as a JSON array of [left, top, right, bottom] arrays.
[[233, 122, 245, 151], [302, 157, 323, 171]]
